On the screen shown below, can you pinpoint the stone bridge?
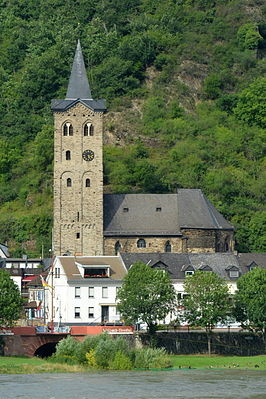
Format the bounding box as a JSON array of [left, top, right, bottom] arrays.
[[1, 325, 134, 357], [1, 327, 69, 357]]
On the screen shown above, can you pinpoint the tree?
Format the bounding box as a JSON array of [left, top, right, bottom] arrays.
[[183, 271, 230, 355], [234, 268, 266, 340], [117, 262, 177, 338], [0, 270, 23, 328]]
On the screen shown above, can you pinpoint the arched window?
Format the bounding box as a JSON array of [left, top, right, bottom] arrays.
[[67, 178, 72, 187], [63, 122, 73, 136], [137, 239, 146, 248], [165, 240, 171, 253], [115, 241, 121, 255], [85, 178, 90, 187], [63, 124, 68, 136], [84, 123, 93, 136], [66, 150, 71, 160], [224, 237, 230, 252]]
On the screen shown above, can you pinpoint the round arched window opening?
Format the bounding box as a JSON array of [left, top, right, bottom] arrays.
[[66, 150, 71, 160], [115, 241, 121, 255], [165, 240, 171, 253], [137, 239, 146, 248], [85, 178, 90, 187], [67, 178, 72, 187]]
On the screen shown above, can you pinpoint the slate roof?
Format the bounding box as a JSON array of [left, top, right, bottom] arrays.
[[51, 41, 106, 112], [0, 243, 9, 257], [120, 252, 241, 281], [237, 253, 266, 272], [103, 189, 234, 236]]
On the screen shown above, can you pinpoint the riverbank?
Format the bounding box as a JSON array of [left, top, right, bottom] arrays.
[[1, 355, 266, 374], [0, 356, 85, 374], [171, 354, 266, 370]]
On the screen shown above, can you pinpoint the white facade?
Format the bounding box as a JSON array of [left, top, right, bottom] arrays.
[[45, 256, 125, 325]]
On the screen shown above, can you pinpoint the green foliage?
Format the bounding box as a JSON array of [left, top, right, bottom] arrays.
[[234, 78, 266, 128], [0, 0, 265, 254], [237, 23, 263, 50], [53, 333, 172, 370], [55, 336, 79, 359], [108, 351, 133, 370], [234, 268, 266, 334], [0, 270, 23, 327], [117, 261, 177, 335], [134, 347, 172, 369], [183, 271, 231, 333]]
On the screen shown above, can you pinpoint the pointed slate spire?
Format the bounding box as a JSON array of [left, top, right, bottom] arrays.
[[66, 40, 92, 100]]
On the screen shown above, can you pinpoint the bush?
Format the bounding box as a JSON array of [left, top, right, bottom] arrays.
[[54, 336, 79, 359], [76, 333, 109, 364], [134, 347, 173, 369], [94, 335, 130, 369], [108, 351, 133, 370]]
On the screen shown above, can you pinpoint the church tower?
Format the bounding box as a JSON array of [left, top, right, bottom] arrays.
[[52, 41, 106, 256]]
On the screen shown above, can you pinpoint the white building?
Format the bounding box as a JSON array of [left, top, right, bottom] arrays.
[[45, 256, 127, 326]]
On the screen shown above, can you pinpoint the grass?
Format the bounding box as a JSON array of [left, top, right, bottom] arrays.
[[171, 354, 266, 370], [0, 356, 85, 374], [1, 355, 266, 374]]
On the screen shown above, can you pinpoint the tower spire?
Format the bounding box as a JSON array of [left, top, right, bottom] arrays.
[[66, 40, 92, 100]]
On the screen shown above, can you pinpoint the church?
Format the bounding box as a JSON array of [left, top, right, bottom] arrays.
[[52, 41, 235, 257]]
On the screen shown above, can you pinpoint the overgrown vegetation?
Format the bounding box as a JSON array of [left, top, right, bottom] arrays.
[[0, 0, 265, 255], [51, 334, 173, 370]]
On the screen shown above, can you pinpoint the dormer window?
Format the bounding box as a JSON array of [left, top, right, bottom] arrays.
[[185, 270, 194, 276], [84, 265, 110, 278], [229, 270, 239, 278]]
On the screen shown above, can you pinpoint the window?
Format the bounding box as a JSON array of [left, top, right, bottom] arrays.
[[66, 150, 71, 160], [63, 122, 73, 136], [115, 241, 121, 255], [84, 123, 93, 136], [67, 178, 72, 187], [165, 240, 171, 253], [54, 268, 60, 278], [137, 239, 146, 248], [156, 207, 161, 212], [88, 287, 94, 298], [88, 307, 94, 318], [229, 270, 239, 278], [116, 287, 120, 298], [85, 178, 90, 187], [102, 287, 108, 298], [185, 270, 194, 276], [75, 287, 81, 298], [123, 207, 129, 212], [77, 212, 80, 222], [76, 233, 80, 239], [74, 307, 80, 318]]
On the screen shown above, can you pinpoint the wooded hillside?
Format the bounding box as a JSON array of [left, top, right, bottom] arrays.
[[0, 0, 265, 256]]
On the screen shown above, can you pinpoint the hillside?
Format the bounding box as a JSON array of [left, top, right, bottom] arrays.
[[0, 0, 265, 256]]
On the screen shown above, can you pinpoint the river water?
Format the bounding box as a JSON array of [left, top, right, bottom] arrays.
[[0, 370, 266, 399]]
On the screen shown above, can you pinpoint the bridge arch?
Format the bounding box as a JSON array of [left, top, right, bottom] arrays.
[[34, 342, 57, 358]]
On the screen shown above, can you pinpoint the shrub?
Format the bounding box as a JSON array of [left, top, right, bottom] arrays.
[[108, 351, 133, 370], [94, 335, 130, 369], [54, 336, 79, 359], [76, 333, 109, 364], [85, 349, 97, 368], [134, 347, 173, 369]]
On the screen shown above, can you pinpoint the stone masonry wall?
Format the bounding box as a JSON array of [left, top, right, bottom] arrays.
[[53, 102, 104, 256]]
